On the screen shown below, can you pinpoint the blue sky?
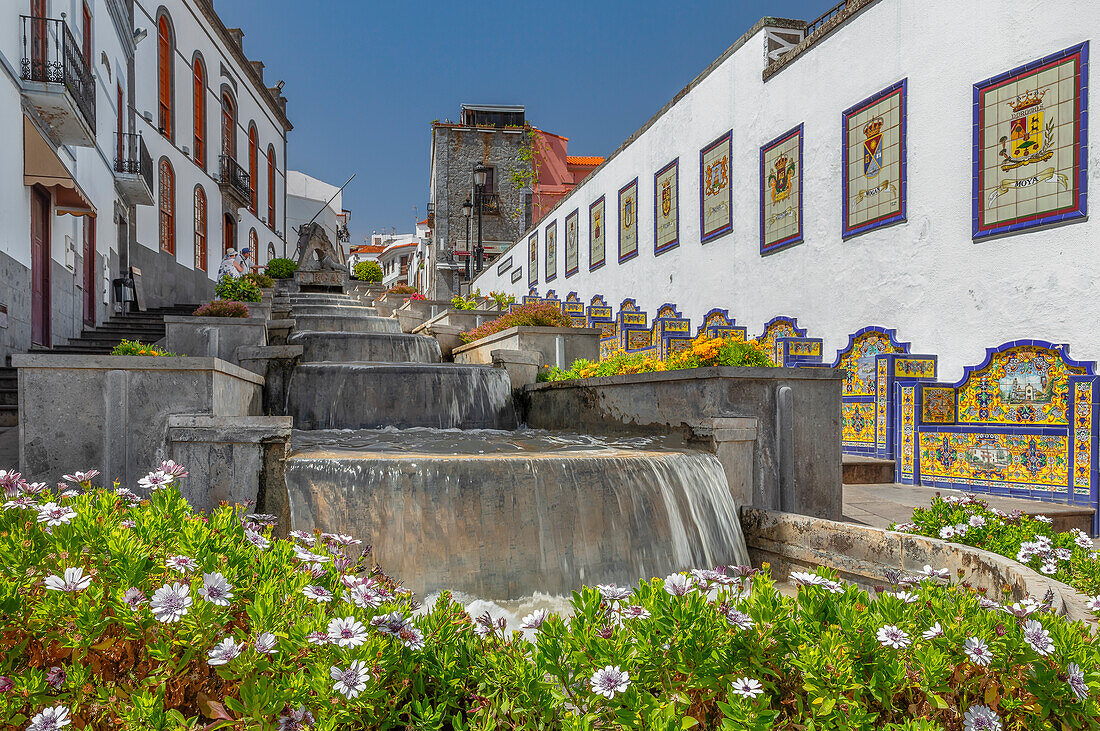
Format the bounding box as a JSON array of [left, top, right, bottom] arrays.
[[215, 0, 835, 241]]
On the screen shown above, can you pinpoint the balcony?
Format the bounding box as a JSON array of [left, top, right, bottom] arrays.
[[477, 193, 501, 216], [113, 133, 154, 206], [19, 15, 96, 148], [218, 154, 251, 207]]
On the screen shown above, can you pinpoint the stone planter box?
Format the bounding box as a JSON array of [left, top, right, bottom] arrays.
[[742, 507, 1096, 627], [412, 309, 502, 358], [272, 277, 298, 297], [523, 366, 844, 520], [453, 326, 601, 370], [14, 355, 264, 492], [347, 282, 385, 302], [395, 299, 453, 332], [164, 316, 268, 366]]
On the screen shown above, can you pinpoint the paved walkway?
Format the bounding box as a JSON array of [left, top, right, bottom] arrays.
[[844, 482, 1095, 534]]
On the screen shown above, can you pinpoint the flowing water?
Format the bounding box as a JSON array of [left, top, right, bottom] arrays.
[[276, 291, 751, 602]]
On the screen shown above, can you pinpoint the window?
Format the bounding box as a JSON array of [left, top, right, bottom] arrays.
[[193, 57, 206, 168], [194, 187, 207, 271], [267, 242, 276, 261], [248, 124, 258, 214], [116, 83, 124, 165], [221, 92, 235, 158], [248, 229, 258, 268], [159, 159, 175, 254], [157, 15, 173, 141], [482, 167, 495, 195], [81, 2, 92, 68], [267, 145, 276, 225]]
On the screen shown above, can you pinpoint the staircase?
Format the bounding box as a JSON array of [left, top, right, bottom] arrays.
[[0, 367, 16, 427], [36, 305, 200, 355]]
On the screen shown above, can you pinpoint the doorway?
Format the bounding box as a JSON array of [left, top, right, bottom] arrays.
[[31, 186, 51, 346], [83, 218, 95, 325], [223, 213, 236, 254]]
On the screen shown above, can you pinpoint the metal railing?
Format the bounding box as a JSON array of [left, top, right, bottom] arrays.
[[803, 0, 850, 38], [114, 132, 153, 188], [219, 154, 251, 201], [477, 193, 501, 216], [19, 15, 96, 131]]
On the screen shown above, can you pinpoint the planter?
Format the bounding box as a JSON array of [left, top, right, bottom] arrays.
[[413, 308, 501, 334], [164, 316, 268, 366], [272, 277, 298, 297], [14, 355, 264, 492], [523, 366, 844, 520], [394, 299, 452, 332], [347, 281, 386, 303], [741, 507, 1097, 627], [453, 326, 601, 370]]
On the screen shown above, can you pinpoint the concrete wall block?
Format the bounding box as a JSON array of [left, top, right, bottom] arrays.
[[164, 316, 268, 366]]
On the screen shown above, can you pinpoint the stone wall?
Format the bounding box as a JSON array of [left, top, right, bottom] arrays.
[[129, 241, 216, 309]]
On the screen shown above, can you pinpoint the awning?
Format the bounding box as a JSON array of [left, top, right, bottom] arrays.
[[23, 116, 96, 218]]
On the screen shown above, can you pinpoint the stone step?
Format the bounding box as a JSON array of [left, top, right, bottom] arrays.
[[842, 456, 896, 485], [292, 314, 401, 334], [285, 362, 516, 430], [0, 405, 15, 427], [289, 304, 379, 318], [288, 330, 441, 364], [0, 389, 17, 406]]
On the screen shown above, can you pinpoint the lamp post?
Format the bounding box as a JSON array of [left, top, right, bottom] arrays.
[[473, 164, 488, 273], [462, 197, 472, 285]]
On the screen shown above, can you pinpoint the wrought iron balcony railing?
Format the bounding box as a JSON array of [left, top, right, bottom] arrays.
[[114, 132, 153, 185], [477, 193, 501, 216], [20, 15, 96, 132], [218, 154, 251, 203]]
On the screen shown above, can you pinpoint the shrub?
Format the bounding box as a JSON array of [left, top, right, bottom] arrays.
[[450, 295, 479, 310], [489, 291, 516, 310], [265, 258, 297, 279], [110, 339, 175, 357], [544, 336, 775, 381], [891, 493, 1100, 596], [214, 274, 262, 303], [386, 284, 417, 295], [1, 473, 1098, 730], [243, 272, 274, 289], [193, 300, 250, 318], [460, 302, 574, 343], [353, 261, 383, 282]]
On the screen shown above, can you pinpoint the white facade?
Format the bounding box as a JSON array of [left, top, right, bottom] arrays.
[[0, 0, 137, 356], [132, 0, 290, 291], [286, 169, 344, 263], [471, 0, 1099, 382]]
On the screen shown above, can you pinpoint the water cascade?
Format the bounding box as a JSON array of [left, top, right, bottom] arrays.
[[275, 288, 749, 599]]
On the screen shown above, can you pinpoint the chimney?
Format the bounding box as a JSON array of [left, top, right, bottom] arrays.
[[250, 60, 264, 81], [226, 28, 244, 50]]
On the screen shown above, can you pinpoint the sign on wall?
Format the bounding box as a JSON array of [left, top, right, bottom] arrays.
[[545, 220, 557, 282], [973, 42, 1089, 239], [654, 159, 679, 255], [589, 196, 606, 271], [759, 124, 804, 255], [527, 231, 538, 287], [842, 80, 908, 238], [511, 266, 522, 284], [565, 209, 579, 277], [700, 131, 733, 243], [618, 177, 639, 263]]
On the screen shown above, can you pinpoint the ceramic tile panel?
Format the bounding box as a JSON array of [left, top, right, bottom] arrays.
[[697, 309, 747, 342], [760, 124, 804, 255], [700, 130, 733, 243], [565, 209, 579, 277], [899, 385, 916, 481], [973, 42, 1089, 239], [922, 386, 957, 424], [843, 402, 876, 447], [654, 159, 680, 255], [757, 316, 807, 363], [919, 432, 1069, 491], [527, 231, 538, 287], [618, 178, 639, 263], [956, 344, 1085, 425], [842, 80, 908, 238], [589, 196, 606, 271]]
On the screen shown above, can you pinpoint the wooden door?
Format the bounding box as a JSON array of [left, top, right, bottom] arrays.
[[82, 2, 92, 68], [223, 213, 235, 254], [30, 187, 51, 346], [30, 0, 48, 81], [83, 219, 95, 325], [116, 83, 124, 166]]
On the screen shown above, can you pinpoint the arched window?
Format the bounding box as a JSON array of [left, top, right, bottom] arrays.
[[157, 14, 173, 141], [194, 187, 207, 271], [159, 159, 175, 254], [248, 124, 258, 214], [267, 242, 276, 261], [192, 55, 206, 168], [248, 229, 258, 268], [267, 145, 276, 226], [221, 92, 236, 158]]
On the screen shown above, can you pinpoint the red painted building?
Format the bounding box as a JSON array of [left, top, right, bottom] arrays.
[[531, 129, 602, 226]]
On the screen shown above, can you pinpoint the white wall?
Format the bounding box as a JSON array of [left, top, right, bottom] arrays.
[[471, 0, 1099, 382], [287, 169, 342, 261], [132, 0, 287, 273]]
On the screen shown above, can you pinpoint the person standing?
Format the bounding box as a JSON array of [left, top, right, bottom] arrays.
[[218, 247, 245, 279]]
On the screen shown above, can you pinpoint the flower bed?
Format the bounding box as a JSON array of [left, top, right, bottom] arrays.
[[2, 469, 1099, 729], [110, 340, 175, 357], [193, 301, 250, 318], [460, 302, 575, 344], [542, 335, 774, 381], [892, 493, 1100, 597]]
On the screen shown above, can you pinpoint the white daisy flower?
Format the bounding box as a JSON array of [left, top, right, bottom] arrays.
[[255, 632, 278, 655], [327, 616, 368, 647], [150, 582, 192, 623], [1021, 619, 1054, 656], [197, 572, 234, 606], [876, 625, 911, 649], [663, 573, 693, 596], [27, 705, 71, 731], [301, 585, 334, 603], [962, 703, 1002, 731], [730, 677, 764, 698], [964, 637, 992, 666], [207, 637, 243, 666], [36, 502, 76, 527], [520, 609, 550, 630], [330, 660, 371, 699], [589, 665, 630, 699], [43, 567, 91, 593], [922, 622, 943, 639]]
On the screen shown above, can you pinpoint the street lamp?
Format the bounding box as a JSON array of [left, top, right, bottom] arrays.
[[473, 164, 488, 273], [462, 197, 472, 283]]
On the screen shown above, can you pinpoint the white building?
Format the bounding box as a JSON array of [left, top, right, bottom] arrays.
[[286, 169, 351, 264], [1, 0, 140, 355], [370, 224, 430, 289], [470, 0, 1099, 382], [0, 0, 290, 360], [132, 0, 291, 302]]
